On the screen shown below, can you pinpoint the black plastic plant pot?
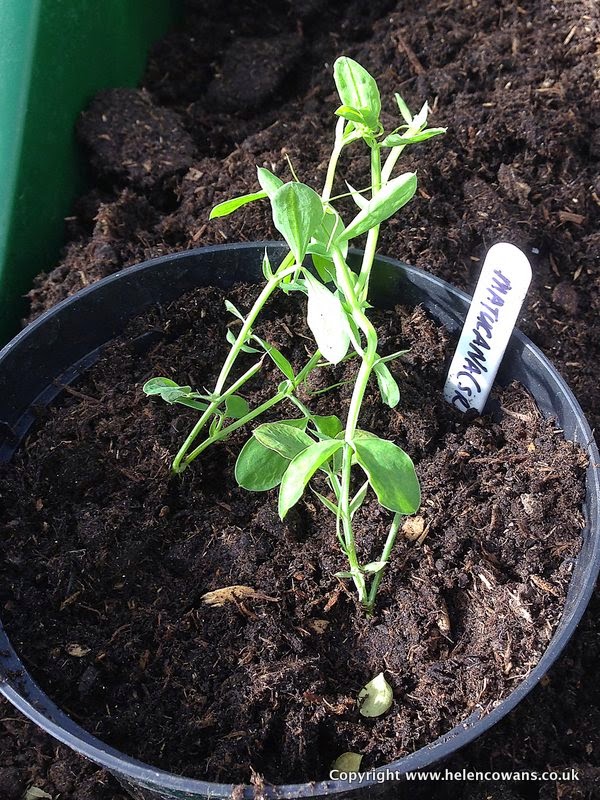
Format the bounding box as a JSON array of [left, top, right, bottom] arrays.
[[0, 243, 599, 800]]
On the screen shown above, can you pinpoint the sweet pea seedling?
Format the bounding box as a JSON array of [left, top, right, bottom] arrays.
[[145, 57, 446, 613]]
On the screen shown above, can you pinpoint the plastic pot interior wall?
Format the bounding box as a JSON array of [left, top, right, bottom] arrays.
[[0, 243, 598, 800]]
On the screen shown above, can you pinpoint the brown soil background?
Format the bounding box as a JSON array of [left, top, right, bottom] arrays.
[[0, 283, 587, 788], [1, 0, 599, 798]]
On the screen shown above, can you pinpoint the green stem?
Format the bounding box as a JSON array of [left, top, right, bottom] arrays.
[[322, 117, 346, 203], [381, 143, 407, 184], [332, 247, 380, 605], [171, 261, 297, 473], [365, 513, 402, 613], [180, 351, 322, 468], [356, 144, 382, 299], [214, 260, 296, 396], [183, 392, 289, 462]]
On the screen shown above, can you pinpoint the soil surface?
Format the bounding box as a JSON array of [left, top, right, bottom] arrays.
[[0, 283, 587, 787], [2, 0, 600, 797]]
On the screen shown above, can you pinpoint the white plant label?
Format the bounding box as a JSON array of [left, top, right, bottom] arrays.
[[444, 242, 532, 413]]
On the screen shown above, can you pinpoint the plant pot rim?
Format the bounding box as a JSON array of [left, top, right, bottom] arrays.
[[1, 241, 599, 799]]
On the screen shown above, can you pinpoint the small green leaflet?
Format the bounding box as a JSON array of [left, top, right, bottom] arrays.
[[235, 420, 308, 491], [340, 172, 418, 241], [143, 378, 209, 411], [321, 479, 367, 521], [350, 480, 369, 517], [311, 414, 343, 439], [345, 181, 369, 210], [225, 328, 259, 353], [253, 421, 314, 460], [307, 242, 335, 282], [395, 92, 413, 124], [257, 167, 283, 197], [25, 789, 53, 800], [358, 672, 393, 717], [209, 190, 267, 219], [271, 182, 324, 265], [224, 299, 244, 320], [331, 752, 363, 772], [412, 100, 430, 131], [353, 432, 420, 514], [235, 437, 289, 491], [382, 128, 446, 147], [311, 209, 346, 283], [261, 250, 273, 280], [252, 336, 295, 380], [225, 395, 249, 419], [305, 273, 351, 365], [312, 489, 339, 516], [143, 377, 186, 400], [363, 560, 387, 574], [377, 348, 410, 365], [374, 361, 400, 408], [278, 439, 344, 519], [333, 56, 381, 130], [334, 105, 370, 126]]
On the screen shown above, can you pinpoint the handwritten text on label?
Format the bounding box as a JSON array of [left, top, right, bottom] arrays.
[[444, 242, 532, 413]]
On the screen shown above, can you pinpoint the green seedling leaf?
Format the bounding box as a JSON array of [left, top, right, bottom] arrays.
[[395, 92, 413, 124], [331, 442, 344, 476], [334, 571, 354, 579], [377, 348, 410, 365], [312, 414, 343, 439], [257, 166, 283, 197], [307, 242, 336, 283], [323, 210, 348, 256], [25, 789, 53, 800], [353, 433, 420, 514], [235, 437, 289, 491], [254, 421, 314, 460], [252, 336, 295, 380], [143, 378, 209, 410], [262, 250, 274, 280], [278, 439, 344, 519], [271, 182, 324, 265], [225, 328, 259, 353], [412, 100, 429, 131], [382, 128, 446, 147], [358, 672, 393, 717], [225, 395, 250, 419], [333, 56, 381, 130], [345, 181, 369, 210], [363, 561, 387, 574], [340, 172, 418, 241], [305, 273, 351, 365], [209, 190, 267, 219], [349, 480, 369, 518], [374, 361, 400, 408], [346, 314, 362, 351], [143, 377, 184, 398], [311, 209, 346, 282], [225, 299, 245, 320], [334, 104, 369, 125], [331, 752, 363, 772], [307, 242, 329, 257], [312, 489, 339, 516]]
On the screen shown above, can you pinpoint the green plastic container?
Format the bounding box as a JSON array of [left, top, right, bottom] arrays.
[[0, 0, 180, 344]]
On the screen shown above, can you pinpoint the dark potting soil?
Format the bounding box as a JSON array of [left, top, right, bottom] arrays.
[[3, 0, 600, 797], [0, 283, 587, 785]]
